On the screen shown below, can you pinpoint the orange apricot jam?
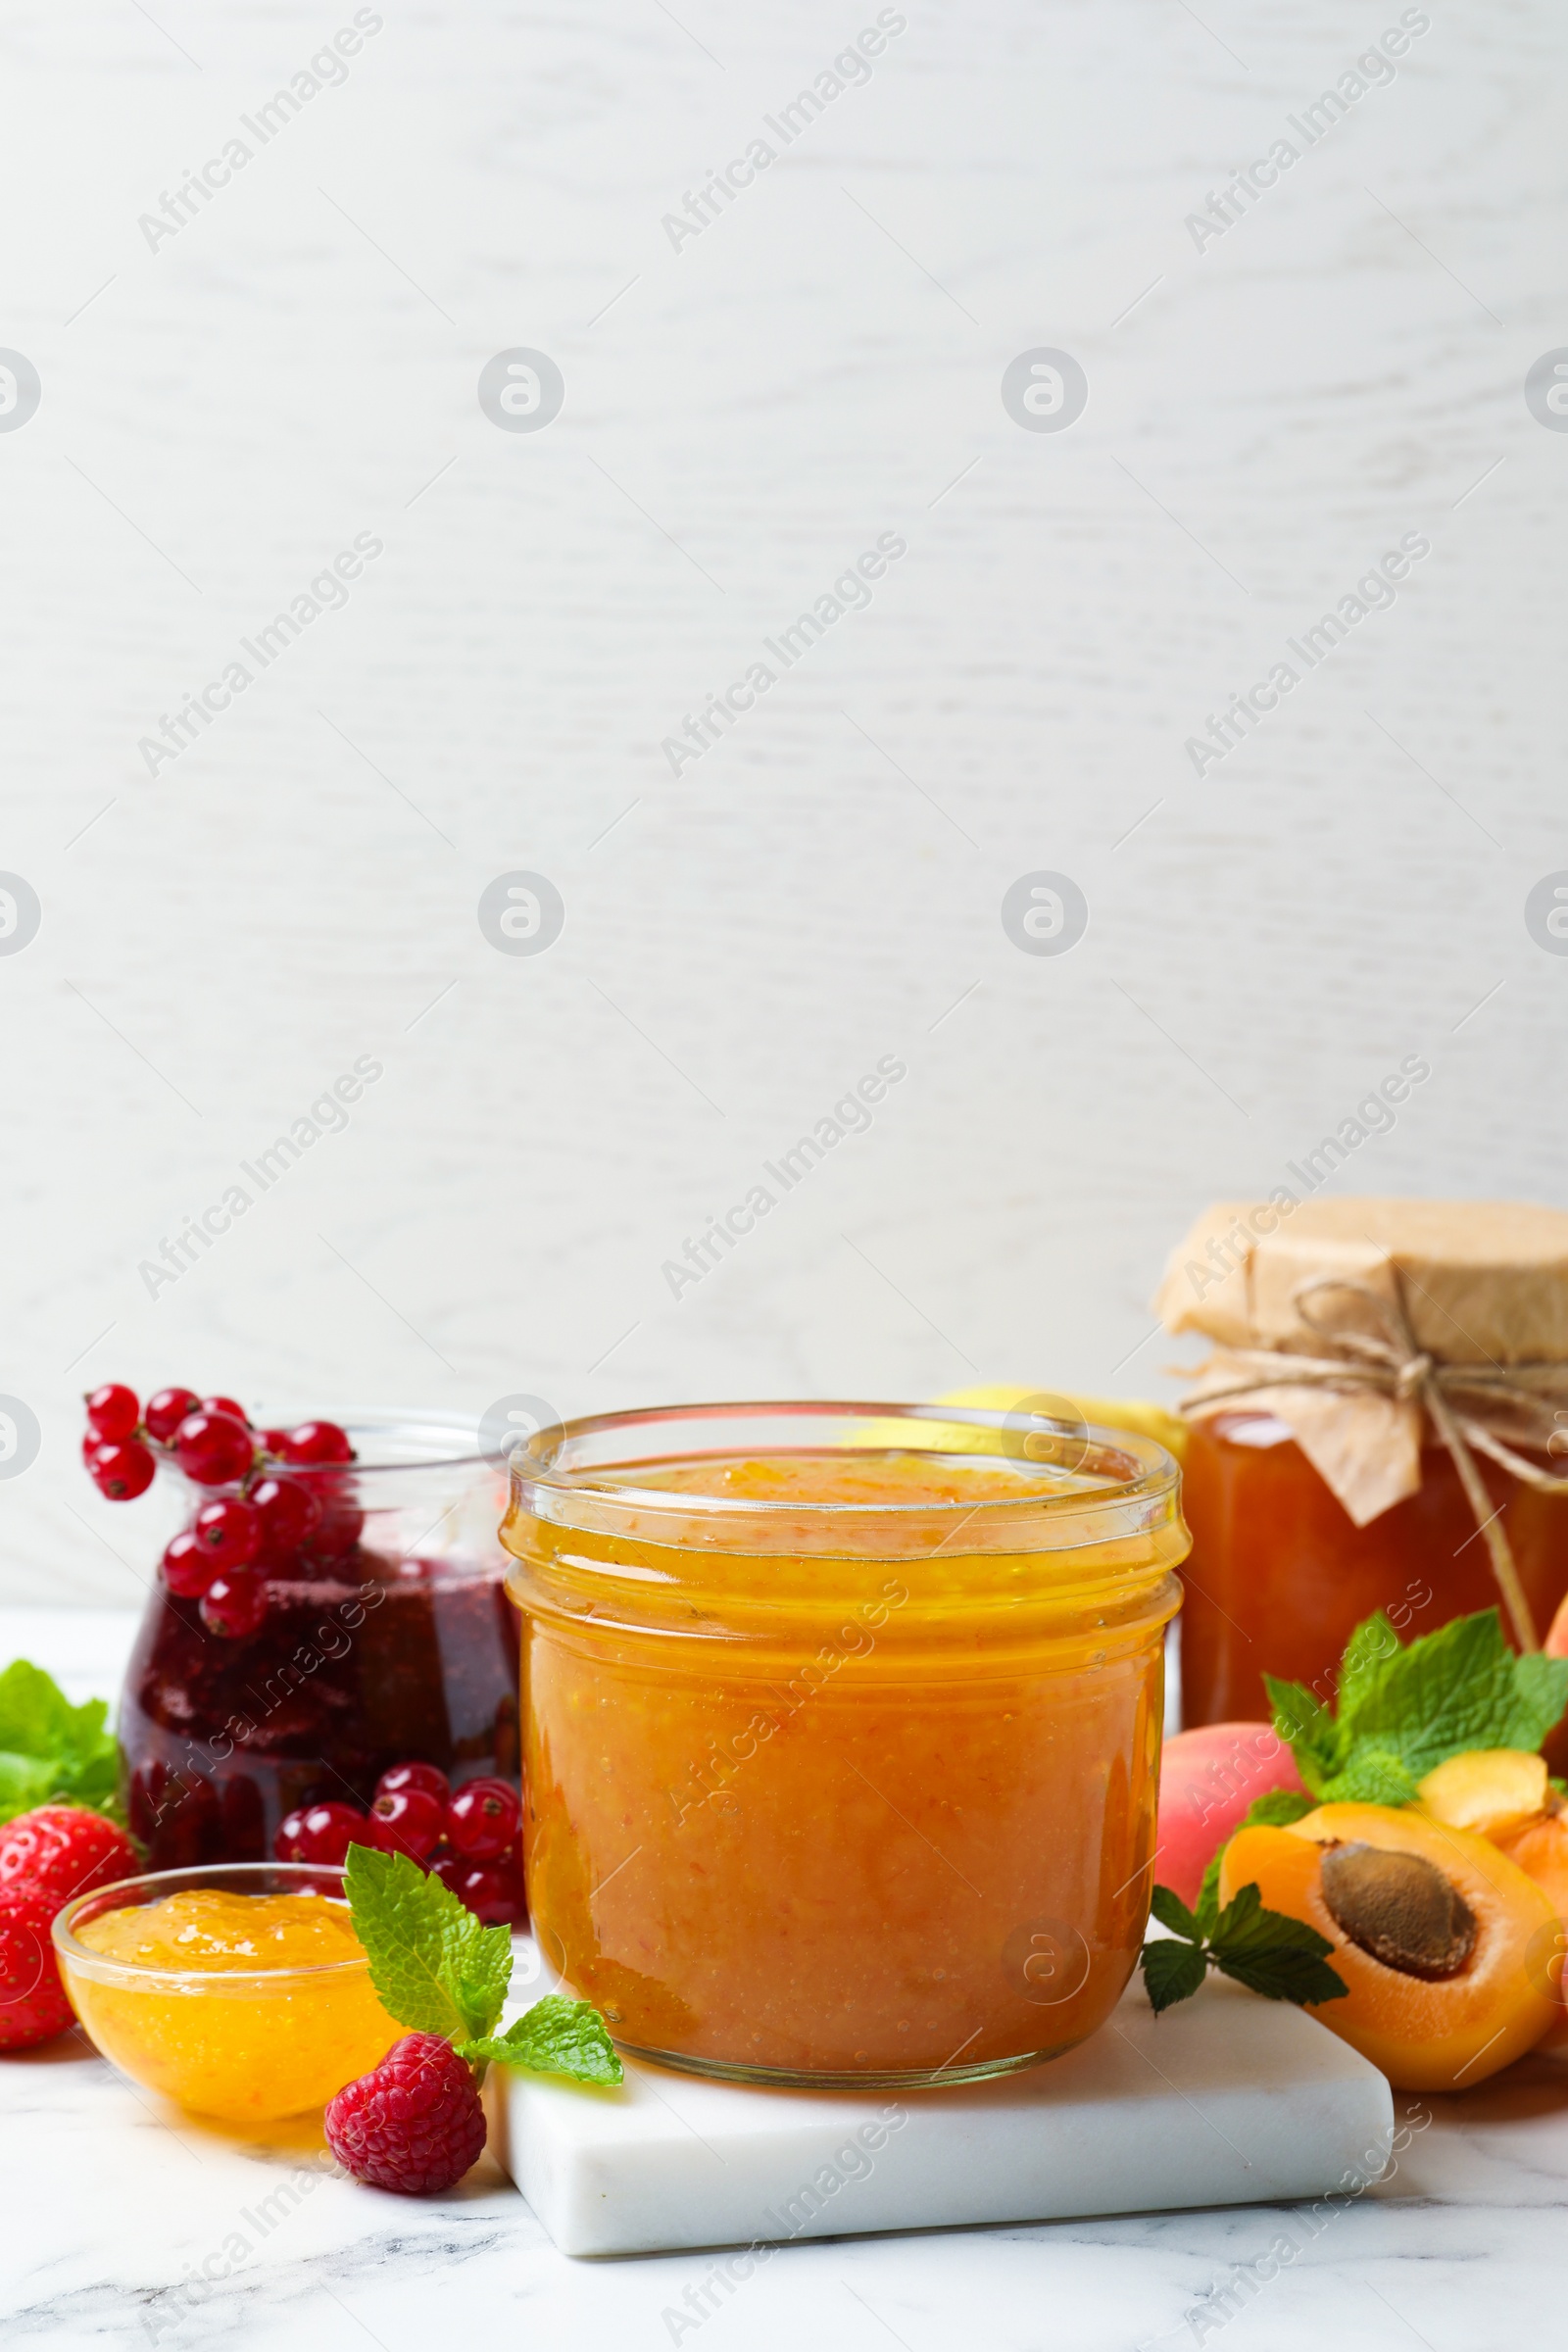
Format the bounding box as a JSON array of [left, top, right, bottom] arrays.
[[502, 1403, 1188, 2085], [58, 1884, 402, 2121]]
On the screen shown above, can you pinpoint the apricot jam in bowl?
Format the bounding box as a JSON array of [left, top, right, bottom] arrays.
[[502, 1401, 1189, 2089], [53, 1863, 402, 2121]]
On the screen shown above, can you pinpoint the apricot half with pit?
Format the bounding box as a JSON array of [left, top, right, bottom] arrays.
[[1219, 1800, 1557, 2090]]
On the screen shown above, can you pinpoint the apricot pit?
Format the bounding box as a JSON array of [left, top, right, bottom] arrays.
[[1319, 1841, 1477, 1980]]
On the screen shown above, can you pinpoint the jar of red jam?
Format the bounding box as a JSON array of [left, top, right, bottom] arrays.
[[501, 1401, 1188, 2088], [121, 1415, 518, 1867]]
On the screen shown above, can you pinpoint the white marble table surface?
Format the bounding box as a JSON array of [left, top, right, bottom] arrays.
[[5, 1608, 1567, 2351]]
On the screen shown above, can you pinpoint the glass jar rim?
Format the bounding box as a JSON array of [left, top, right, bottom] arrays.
[[53, 1862, 369, 1990], [172, 1409, 494, 1483], [507, 1398, 1179, 1553]]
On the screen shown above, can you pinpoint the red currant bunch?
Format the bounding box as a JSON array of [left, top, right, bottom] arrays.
[[81, 1385, 156, 1501], [270, 1764, 526, 1928], [86, 1383, 362, 1642]]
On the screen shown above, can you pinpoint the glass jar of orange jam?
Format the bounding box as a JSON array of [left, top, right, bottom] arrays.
[[500, 1402, 1188, 2087], [1180, 1410, 1568, 1761]]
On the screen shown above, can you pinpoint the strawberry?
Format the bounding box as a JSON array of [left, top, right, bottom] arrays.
[[0, 1807, 139, 1909], [0, 1883, 74, 2049]]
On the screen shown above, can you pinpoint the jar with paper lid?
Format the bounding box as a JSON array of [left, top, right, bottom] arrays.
[[1155, 1198, 1568, 1758]]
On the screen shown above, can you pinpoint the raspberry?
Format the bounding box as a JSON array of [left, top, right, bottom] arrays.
[[0, 1806, 140, 1906], [324, 2033, 487, 2194], [0, 1883, 74, 2049]]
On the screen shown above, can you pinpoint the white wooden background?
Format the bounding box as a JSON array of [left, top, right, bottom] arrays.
[[1, 0, 1564, 1606]]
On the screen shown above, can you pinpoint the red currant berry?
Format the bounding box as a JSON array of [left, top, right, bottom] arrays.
[[193, 1496, 262, 1569], [250, 1475, 322, 1563], [368, 1788, 444, 1863], [273, 1802, 366, 1866], [144, 1386, 200, 1446], [439, 1857, 526, 1928], [199, 1569, 268, 1639], [375, 1762, 450, 1810], [173, 1410, 254, 1488], [84, 1383, 139, 1444], [198, 1395, 250, 1426], [307, 1489, 365, 1562], [259, 1428, 291, 1455], [87, 1439, 157, 1501], [162, 1528, 219, 1598], [446, 1779, 521, 1862], [278, 1420, 355, 1467]]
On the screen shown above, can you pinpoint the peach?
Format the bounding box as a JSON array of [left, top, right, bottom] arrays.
[[1156, 1719, 1306, 1904], [1547, 1589, 1568, 1658]]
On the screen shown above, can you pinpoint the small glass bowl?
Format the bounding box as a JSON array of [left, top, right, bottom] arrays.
[[53, 1862, 402, 2122]]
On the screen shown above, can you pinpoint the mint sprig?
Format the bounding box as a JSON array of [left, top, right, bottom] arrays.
[[462, 1995, 622, 2084], [1267, 1606, 1568, 1808], [1141, 1880, 1347, 2015], [344, 1844, 621, 2088], [0, 1659, 122, 1826]]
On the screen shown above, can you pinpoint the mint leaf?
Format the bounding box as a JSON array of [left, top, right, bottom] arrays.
[[1265, 1676, 1339, 1793], [1335, 1612, 1400, 1721], [1140, 1938, 1208, 2015], [1508, 1653, 1568, 1751], [1140, 1880, 1347, 2016], [1240, 1788, 1316, 1832], [0, 1661, 122, 1827], [1322, 1747, 1419, 1807], [344, 1844, 510, 2042], [1207, 1882, 1348, 2006], [460, 1996, 622, 2086], [1271, 1608, 1568, 1802], [444, 1909, 514, 2044]]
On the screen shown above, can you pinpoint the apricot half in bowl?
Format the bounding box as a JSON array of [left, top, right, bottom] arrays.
[[1219, 1801, 1557, 2091]]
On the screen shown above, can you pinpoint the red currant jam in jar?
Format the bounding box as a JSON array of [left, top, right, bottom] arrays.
[[119, 1419, 519, 1868]]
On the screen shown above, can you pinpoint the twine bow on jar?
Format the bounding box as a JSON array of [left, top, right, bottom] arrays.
[[1179, 1273, 1568, 1652]]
